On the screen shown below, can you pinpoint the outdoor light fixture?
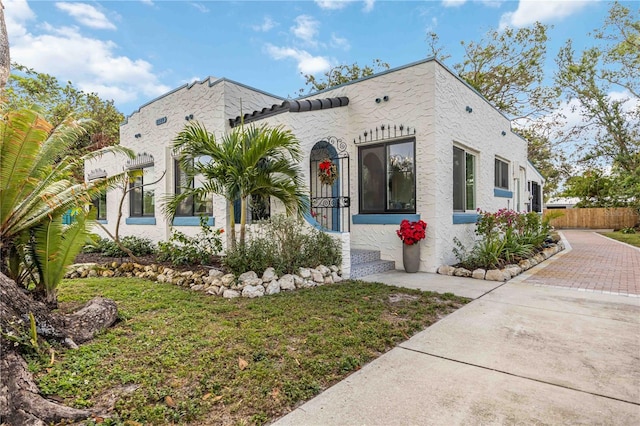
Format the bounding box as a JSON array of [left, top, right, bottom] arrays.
[[383, 95, 389, 101], [501, 131, 507, 136], [465, 106, 473, 113], [375, 98, 381, 103], [185, 114, 194, 121], [134, 133, 141, 138]]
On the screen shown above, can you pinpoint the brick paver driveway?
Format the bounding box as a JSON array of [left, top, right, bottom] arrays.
[[522, 230, 640, 296]]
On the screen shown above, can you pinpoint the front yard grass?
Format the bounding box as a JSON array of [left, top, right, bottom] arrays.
[[34, 277, 468, 425], [600, 231, 640, 248]]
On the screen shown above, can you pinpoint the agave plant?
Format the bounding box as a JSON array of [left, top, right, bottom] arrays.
[[0, 107, 132, 305]]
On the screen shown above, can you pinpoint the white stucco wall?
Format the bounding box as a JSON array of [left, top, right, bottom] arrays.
[[85, 78, 282, 245], [432, 65, 529, 269]]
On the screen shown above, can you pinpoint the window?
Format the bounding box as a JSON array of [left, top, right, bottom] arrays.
[[359, 139, 415, 214], [92, 192, 107, 220], [174, 159, 213, 216], [530, 181, 542, 213], [130, 166, 155, 217], [495, 158, 509, 189], [233, 195, 270, 224], [453, 146, 476, 211]]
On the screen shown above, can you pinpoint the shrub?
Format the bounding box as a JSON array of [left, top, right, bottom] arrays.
[[621, 227, 637, 234], [223, 215, 341, 276], [83, 236, 155, 257], [157, 218, 224, 265], [454, 209, 550, 270]]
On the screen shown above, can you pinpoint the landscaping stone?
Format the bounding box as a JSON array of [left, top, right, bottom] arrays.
[[209, 269, 224, 278], [298, 267, 312, 279], [485, 269, 510, 282], [519, 259, 532, 270], [190, 284, 204, 292], [238, 271, 258, 283], [262, 267, 277, 283], [293, 275, 304, 288], [472, 269, 486, 280], [534, 253, 545, 263], [242, 284, 265, 298], [223, 289, 240, 299], [242, 277, 263, 288], [221, 274, 235, 286], [454, 267, 472, 277], [279, 275, 296, 291], [316, 265, 331, 276], [206, 286, 219, 295], [437, 265, 456, 276], [265, 280, 281, 295], [311, 270, 324, 283], [324, 276, 334, 285], [505, 265, 523, 278], [332, 272, 342, 283]]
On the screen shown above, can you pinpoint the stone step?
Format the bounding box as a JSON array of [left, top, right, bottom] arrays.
[[350, 259, 396, 280], [350, 249, 382, 265]]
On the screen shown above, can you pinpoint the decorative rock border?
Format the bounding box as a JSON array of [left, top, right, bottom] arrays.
[[437, 242, 565, 282], [65, 263, 343, 299]]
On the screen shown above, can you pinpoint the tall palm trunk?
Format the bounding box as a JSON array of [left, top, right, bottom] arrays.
[[239, 195, 248, 247]]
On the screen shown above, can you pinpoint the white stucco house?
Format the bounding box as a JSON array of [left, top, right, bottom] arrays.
[[85, 58, 544, 278]]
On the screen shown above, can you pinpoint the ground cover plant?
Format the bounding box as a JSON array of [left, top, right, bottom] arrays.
[[33, 277, 468, 425], [600, 230, 640, 248]]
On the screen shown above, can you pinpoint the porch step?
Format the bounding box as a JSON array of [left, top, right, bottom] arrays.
[[350, 249, 396, 279]]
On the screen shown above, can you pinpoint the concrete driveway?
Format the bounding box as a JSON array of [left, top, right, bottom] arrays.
[[274, 232, 640, 425]]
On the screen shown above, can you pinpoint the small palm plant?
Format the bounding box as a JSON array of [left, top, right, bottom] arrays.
[[0, 107, 131, 306], [166, 122, 309, 248]]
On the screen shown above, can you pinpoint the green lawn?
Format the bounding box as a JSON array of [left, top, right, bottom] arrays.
[[600, 231, 640, 248], [34, 277, 468, 425]]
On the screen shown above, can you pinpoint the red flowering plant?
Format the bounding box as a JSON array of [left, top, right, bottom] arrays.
[[318, 158, 338, 186], [396, 219, 427, 245]]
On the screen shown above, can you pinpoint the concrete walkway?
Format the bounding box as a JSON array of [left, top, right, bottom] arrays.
[[273, 231, 640, 425]]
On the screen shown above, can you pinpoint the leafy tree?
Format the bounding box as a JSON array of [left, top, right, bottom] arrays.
[[0, 107, 129, 306], [430, 23, 560, 122], [299, 59, 389, 94], [5, 64, 124, 153], [166, 122, 309, 247], [562, 168, 634, 208], [555, 3, 639, 176]]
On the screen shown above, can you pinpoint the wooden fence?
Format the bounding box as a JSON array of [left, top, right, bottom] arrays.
[[543, 207, 640, 229]]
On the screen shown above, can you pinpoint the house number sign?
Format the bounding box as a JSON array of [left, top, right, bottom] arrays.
[[156, 117, 167, 125]]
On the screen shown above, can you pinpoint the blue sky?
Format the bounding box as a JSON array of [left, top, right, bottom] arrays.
[[6, 0, 612, 116]]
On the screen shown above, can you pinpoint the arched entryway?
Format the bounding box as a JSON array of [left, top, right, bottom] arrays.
[[309, 137, 350, 232]]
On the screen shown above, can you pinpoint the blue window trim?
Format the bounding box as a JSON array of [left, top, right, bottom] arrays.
[[97, 219, 108, 225], [172, 216, 215, 226], [352, 214, 420, 225], [453, 213, 478, 224], [126, 217, 156, 225], [494, 188, 513, 198]]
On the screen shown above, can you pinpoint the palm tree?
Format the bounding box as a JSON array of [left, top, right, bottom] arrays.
[[166, 122, 309, 248], [0, 107, 131, 306]]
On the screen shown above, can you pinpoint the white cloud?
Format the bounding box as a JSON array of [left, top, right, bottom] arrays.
[[190, 3, 210, 13], [441, 0, 467, 8], [315, 0, 350, 10], [140, 0, 154, 5], [5, 1, 170, 107], [330, 33, 350, 50], [499, 0, 591, 29], [291, 15, 320, 46], [55, 2, 116, 30], [363, 0, 375, 12], [265, 44, 331, 74], [252, 16, 277, 32]]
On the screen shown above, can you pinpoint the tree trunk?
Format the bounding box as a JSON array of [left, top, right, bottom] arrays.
[[0, 1, 10, 90], [0, 272, 118, 424]]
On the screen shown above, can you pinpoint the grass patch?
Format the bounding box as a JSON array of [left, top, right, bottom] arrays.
[[36, 278, 468, 425], [600, 231, 640, 248]]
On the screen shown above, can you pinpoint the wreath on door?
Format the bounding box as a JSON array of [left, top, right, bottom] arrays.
[[318, 158, 338, 186]]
